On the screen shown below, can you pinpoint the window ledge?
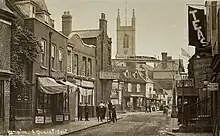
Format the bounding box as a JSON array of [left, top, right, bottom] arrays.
[[40, 65, 48, 70]]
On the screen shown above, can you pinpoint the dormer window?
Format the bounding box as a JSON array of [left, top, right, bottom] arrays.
[[30, 4, 36, 18], [125, 70, 129, 77], [134, 72, 138, 78], [45, 14, 49, 23]]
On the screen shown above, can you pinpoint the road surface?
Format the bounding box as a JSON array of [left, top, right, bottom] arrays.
[[68, 111, 170, 136]]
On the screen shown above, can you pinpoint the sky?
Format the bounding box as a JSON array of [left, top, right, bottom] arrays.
[[45, 0, 205, 68]]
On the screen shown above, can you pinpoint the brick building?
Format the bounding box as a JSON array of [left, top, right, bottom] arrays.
[[0, 1, 15, 134], [62, 11, 96, 118], [65, 13, 113, 105], [9, 0, 70, 130]]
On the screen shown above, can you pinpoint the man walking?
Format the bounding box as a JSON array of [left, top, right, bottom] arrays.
[[78, 102, 83, 121], [85, 103, 89, 121]]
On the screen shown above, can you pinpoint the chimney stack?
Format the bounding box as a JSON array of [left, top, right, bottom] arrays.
[[99, 13, 107, 33], [161, 52, 167, 68], [62, 11, 72, 36]]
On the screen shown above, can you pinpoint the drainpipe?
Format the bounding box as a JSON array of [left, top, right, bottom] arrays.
[[48, 32, 53, 77]]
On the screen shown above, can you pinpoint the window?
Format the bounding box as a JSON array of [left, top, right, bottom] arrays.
[[63, 92, 69, 113], [123, 34, 129, 48], [128, 83, 132, 92], [24, 61, 32, 82], [30, 5, 35, 18], [41, 40, 46, 66], [87, 58, 92, 76], [51, 44, 56, 69], [0, 81, 3, 119], [67, 47, 72, 73], [82, 57, 86, 76], [45, 14, 49, 23], [74, 54, 78, 75], [58, 49, 63, 71], [137, 84, 140, 92]]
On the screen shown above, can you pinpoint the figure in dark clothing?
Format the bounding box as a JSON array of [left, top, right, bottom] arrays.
[[148, 105, 151, 113], [78, 102, 83, 121], [103, 102, 106, 119], [145, 105, 148, 113], [85, 103, 89, 121], [112, 105, 117, 123], [96, 104, 100, 122], [108, 100, 113, 121], [99, 101, 105, 122]]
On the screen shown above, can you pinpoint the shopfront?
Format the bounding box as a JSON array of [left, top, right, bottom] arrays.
[[35, 77, 70, 125]]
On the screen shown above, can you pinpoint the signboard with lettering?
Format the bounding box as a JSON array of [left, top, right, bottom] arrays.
[[81, 80, 93, 88], [100, 72, 119, 79], [45, 116, 52, 123], [194, 58, 212, 89], [176, 79, 194, 88], [207, 83, 218, 91], [56, 115, 63, 121], [35, 116, 44, 124]]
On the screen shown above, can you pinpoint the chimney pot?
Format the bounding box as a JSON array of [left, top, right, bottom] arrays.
[[101, 13, 105, 19]]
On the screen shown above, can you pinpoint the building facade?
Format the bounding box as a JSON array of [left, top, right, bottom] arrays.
[[0, 1, 15, 133], [9, 0, 70, 130]]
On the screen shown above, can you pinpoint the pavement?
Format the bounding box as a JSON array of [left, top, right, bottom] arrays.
[[6, 112, 128, 136]]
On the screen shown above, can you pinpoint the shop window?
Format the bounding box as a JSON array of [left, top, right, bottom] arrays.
[[74, 54, 78, 75], [63, 92, 69, 113], [0, 81, 3, 119], [15, 86, 31, 117], [51, 44, 56, 69], [58, 48, 63, 71], [36, 92, 52, 115]]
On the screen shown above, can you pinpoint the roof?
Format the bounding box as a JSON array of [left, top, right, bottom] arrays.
[[153, 59, 181, 71], [71, 29, 101, 39], [32, 0, 49, 14], [0, 1, 14, 15], [154, 80, 173, 91]]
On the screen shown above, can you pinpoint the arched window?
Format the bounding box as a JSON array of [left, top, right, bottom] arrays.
[[123, 34, 129, 48]]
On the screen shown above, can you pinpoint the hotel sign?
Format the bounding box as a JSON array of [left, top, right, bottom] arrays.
[[100, 71, 119, 80]]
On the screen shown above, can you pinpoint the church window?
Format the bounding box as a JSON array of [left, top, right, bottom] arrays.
[[123, 34, 129, 48]]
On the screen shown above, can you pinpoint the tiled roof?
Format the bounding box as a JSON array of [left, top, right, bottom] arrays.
[[71, 29, 101, 39]]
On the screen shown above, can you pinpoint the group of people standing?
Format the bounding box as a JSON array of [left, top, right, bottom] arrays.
[[96, 100, 117, 123], [77, 100, 117, 123]]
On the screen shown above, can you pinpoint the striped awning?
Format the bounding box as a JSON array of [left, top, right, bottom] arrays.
[[38, 77, 67, 94]]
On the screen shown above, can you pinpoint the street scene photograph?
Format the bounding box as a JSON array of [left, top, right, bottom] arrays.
[[0, 0, 219, 135]]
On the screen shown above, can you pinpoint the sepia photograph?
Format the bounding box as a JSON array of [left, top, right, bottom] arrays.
[[0, 0, 218, 135]]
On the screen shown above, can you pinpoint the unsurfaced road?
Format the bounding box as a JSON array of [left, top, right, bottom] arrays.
[[69, 111, 170, 136]]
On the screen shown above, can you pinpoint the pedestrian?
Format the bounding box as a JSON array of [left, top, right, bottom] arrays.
[[78, 102, 83, 121], [145, 105, 148, 113], [108, 100, 113, 121], [112, 105, 117, 123], [85, 103, 89, 121], [148, 105, 151, 113], [99, 101, 105, 122], [96, 103, 100, 122], [103, 102, 106, 119]]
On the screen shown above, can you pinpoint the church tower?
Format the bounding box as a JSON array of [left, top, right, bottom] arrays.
[[116, 9, 136, 58]]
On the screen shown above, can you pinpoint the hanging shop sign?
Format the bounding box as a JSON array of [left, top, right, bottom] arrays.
[[100, 71, 119, 80], [188, 6, 209, 47]]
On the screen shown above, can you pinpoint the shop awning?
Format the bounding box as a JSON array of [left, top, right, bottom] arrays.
[[59, 80, 77, 88], [38, 77, 67, 94]]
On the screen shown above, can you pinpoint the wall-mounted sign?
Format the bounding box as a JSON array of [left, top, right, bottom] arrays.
[[207, 83, 218, 91], [100, 71, 119, 80], [64, 115, 69, 121], [176, 79, 194, 88], [56, 115, 63, 121], [35, 116, 44, 124], [45, 116, 52, 123]]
